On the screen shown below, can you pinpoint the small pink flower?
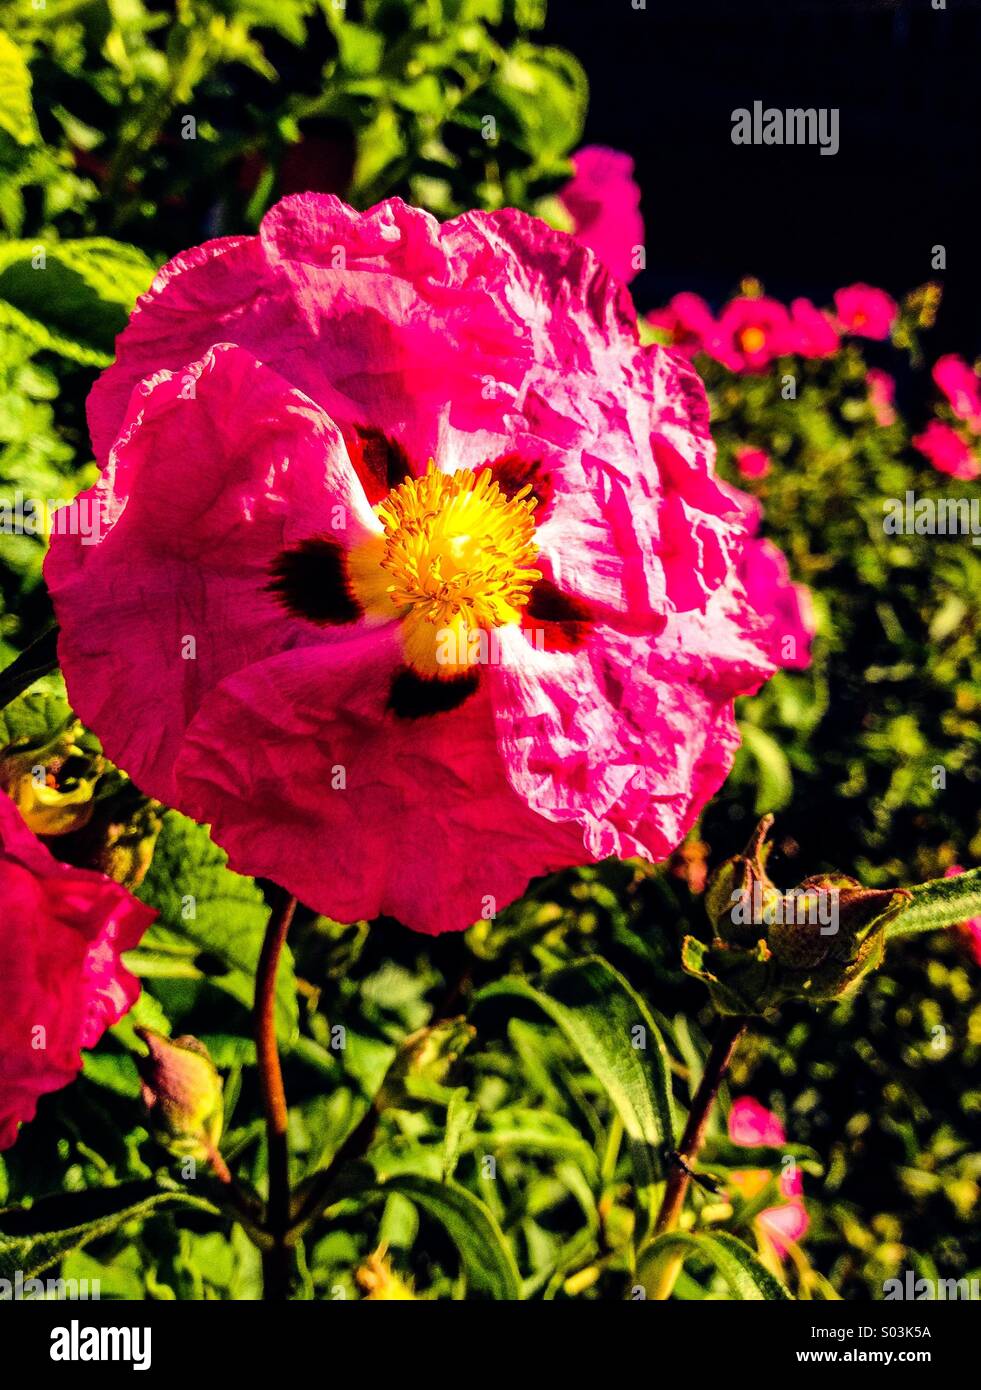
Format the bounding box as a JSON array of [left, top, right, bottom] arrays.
[[728, 1098, 809, 1259], [646, 293, 717, 357], [711, 296, 793, 373], [787, 298, 839, 358], [729, 1096, 786, 1147], [0, 792, 154, 1150], [912, 420, 980, 480], [933, 354, 981, 430], [944, 866, 981, 966], [559, 145, 644, 286], [833, 283, 898, 340], [866, 368, 897, 427], [734, 447, 771, 480]]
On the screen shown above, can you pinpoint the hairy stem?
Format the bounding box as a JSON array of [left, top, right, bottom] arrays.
[[254, 889, 297, 1301], [647, 1015, 748, 1298]]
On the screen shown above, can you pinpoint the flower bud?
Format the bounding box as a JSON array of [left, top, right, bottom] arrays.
[[136, 1029, 224, 1168], [685, 819, 911, 1015]]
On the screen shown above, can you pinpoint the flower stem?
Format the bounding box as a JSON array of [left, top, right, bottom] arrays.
[[646, 1015, 748, 1298], [254, 889, 297, 1301]]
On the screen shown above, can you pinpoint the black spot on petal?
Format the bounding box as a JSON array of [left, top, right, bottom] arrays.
[[524, 577, 594, 652], [486, 452, 554, 517], [269, 538, 362, 625], [388, 667, 479, 719], [347, 426, 413, 505]]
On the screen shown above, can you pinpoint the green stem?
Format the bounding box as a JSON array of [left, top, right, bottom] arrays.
[[254, 889, 297, 1301]]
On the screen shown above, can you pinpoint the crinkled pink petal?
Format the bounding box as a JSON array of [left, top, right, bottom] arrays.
[[0, 793, 154, 1149], [47, 344, 376, 806], [173, 636, 585, 936]]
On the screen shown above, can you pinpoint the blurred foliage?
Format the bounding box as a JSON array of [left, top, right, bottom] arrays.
[[0, 0, 978, 1302]]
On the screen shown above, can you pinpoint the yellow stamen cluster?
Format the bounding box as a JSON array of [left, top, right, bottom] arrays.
[[348, 462, 541, 678]]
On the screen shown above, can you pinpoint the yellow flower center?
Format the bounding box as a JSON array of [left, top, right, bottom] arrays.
[[740, 325, 767, 354], [347, 462, 541, 678]]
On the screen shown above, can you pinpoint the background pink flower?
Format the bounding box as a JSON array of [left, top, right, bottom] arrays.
[[787, 297, 839, 358], [912, 420, 980, 480], [559, 145, 644, 285], [834, 283, 898, 340], [933, 354, 981, 430], [866, 368, 897, 427], [728, 1097, 809, 1259], [711, 296, 793, 372], [47, 195, 804, 935], [734, 447, 771, 480], [0, 792, 154, 1150], [646, 292, 717, 357]]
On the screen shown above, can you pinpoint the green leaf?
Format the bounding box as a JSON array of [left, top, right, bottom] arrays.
[[638, 1230, 792, 1301], [0, 239, 155, 366], [0, 1184, 218, 1282], [477, 957, 676, 1226], [378, 1174, 521, 1300], [738, 721, 794, 813], [0, 630, 61, 717], [134, 811, 298, 1044], [886, 866, 981, 938], [0, 34, 38, 147]]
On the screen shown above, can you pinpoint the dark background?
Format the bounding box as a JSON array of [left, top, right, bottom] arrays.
[[547, 0, 981, 353]]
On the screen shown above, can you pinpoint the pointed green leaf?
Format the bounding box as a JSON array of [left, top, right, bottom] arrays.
[[887, 866, 981, 938], [638, 1230, 792, 1301]]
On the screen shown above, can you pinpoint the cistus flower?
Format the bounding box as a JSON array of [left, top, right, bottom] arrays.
[[728, 1098, 809, 1259], [646, 292, 717, 357], [46, 194, 808, 935], [0, 791, 154, 1149], [559, 145, 644, 285], [786, 297, 839, 358], [932, 354, 981, 430], [912, 419, 980, 481], [833, 283, 898, 340], [711, 296, 793, 373]]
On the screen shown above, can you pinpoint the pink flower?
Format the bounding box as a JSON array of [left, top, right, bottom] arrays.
[[0, 792, 153, 1149], [646, 293, 717, 357], [912, 420, 980, 481], [728, 1097, 809, 1259], [833, 283, 898, 340], [559, 145, 644, 286], [944, 866, 981, 966], [47, 194, 800, 936], [734, 447, 771, 480], [786, 297, 839, 358], [866, 368, 897, 427], [729, 1096, 786, 1147], [711, 296, 793, 373], [933, 354, 981, 430]]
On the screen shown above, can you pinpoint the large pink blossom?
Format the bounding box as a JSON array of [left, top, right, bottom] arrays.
[[912, 419, 980, 481], [559, 145, 644, 285], [786, 297, 839, 359], [47, 194, 805, 935], [0, 792, 153, 1149], [833, 283, 898, 340], [933, 354, 981, 430]]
